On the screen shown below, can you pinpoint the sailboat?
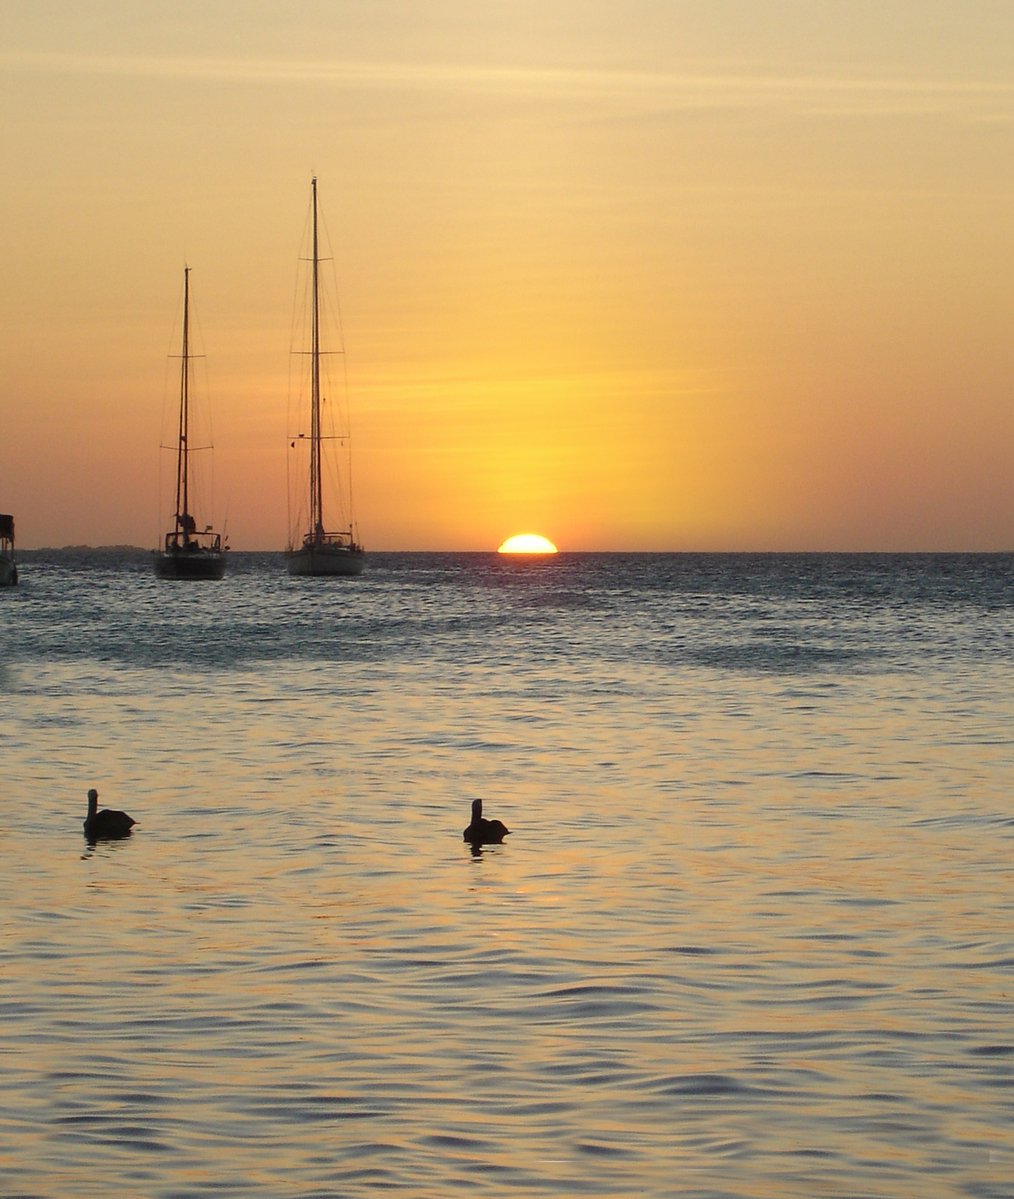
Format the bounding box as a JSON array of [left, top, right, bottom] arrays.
[[285, 177, 365, 578], [0, 514, 17, 586], [154, 267, 226, 581]]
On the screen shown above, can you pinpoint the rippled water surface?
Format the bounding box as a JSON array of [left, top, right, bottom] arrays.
[[2, 552, 1012, 1197]]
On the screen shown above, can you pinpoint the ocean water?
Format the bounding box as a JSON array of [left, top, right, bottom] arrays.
[[1, 551, 1012, 1199]]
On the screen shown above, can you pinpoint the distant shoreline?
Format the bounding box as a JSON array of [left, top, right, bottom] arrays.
[[26, 545, 150, 555], [15, 546, 1014, 557]]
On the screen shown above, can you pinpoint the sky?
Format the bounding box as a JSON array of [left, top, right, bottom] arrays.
[[2, 0, 1012, 551]]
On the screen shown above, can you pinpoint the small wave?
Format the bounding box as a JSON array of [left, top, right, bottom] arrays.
[[646, 1072, 759, 1098], [574, 1140, 636, 1158]]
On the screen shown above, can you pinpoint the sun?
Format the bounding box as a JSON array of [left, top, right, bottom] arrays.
[[497, 533, 558, 554]]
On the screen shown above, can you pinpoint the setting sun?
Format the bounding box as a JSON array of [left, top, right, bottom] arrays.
[[497, 533, 558, 554]]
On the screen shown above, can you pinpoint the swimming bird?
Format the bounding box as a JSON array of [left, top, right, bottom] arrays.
[[463, 798, 509, 845], [83, 789, 136, 841]]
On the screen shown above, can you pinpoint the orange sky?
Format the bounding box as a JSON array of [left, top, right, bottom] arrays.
[[2, 2, 1013, 551]]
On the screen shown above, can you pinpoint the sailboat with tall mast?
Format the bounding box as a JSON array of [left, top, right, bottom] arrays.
[[154, 267, 226, 581], [286, 177, 365, 577]]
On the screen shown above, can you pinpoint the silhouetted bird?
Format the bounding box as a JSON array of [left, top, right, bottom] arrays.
[[83, 789, 136, 841], [463, 798, 509, 845]]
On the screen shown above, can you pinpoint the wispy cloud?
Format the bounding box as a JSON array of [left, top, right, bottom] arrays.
[[4, 48, 1014, 118]]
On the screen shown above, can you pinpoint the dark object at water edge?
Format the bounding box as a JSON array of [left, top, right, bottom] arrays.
[[463, 798, 509, 845], [83, 788, 137, 841]]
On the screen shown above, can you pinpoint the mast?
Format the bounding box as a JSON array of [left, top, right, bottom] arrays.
[[175, 266, 191, 533], [310, 177, 322, 538]]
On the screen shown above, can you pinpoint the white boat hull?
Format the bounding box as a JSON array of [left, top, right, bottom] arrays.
[[286, 544, 365, 577]]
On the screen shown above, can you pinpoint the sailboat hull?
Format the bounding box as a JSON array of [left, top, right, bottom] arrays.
[[154, 550, 226, 580], [0, 516, 16, 586], [285, 543, 365, 577]]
